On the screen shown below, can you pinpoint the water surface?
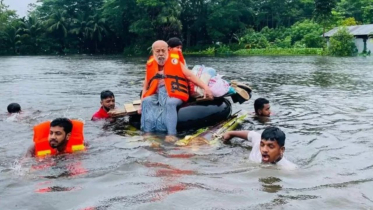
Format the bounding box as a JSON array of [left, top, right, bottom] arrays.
[[1, 55, 373, 209]]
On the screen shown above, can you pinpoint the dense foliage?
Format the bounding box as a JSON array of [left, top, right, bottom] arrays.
[[0, 0, 372, 55], [329, 27, 357, 56]]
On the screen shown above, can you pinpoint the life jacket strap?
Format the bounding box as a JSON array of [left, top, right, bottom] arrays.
[[147, 73, 166, 88], [166, 75, 188, 93]]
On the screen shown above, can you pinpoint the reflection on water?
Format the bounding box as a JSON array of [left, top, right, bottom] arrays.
[[36, 186, 81, 193], [259, 177, 283, 193], [1, 55, 373, 209]]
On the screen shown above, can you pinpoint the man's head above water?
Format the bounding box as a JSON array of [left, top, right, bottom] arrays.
[[152, 40, 169, 66], [7, 103, 21, 114], [254, 98, 271, 117], [100, 90, 115, 111], [260, 127, 285, 163], [49, 118, 73, 149]]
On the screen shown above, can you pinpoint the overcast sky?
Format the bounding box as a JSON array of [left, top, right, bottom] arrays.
[[3, 0, 37, 17]]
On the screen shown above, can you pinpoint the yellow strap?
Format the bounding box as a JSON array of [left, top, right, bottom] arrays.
[[37, 150, 51, 156], [147, 58, 154, 64], [170, 53, 179, 59], [72, 144, 85, 152]]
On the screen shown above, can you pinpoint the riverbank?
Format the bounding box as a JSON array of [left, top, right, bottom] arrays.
[[184, 47, 325, 56]]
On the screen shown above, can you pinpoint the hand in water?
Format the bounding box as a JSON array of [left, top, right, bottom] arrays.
[[222, 132, 232, 143]]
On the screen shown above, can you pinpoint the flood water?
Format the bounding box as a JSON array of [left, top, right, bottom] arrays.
[[0, 55, 373, 209]]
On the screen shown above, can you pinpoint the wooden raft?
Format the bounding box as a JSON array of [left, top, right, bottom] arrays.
[[108, 100, 141, 117]]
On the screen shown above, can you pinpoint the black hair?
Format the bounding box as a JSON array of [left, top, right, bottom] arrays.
[[254, 98, 269, 114], [167, 37, 182, 48], [100, 90, 115, 100], [261, 127, 285, 147], [50, 118, 73, 134], [7, 103, 21, 113]]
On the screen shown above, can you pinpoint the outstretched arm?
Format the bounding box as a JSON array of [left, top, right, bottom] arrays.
[[222, 131, 249, 144], [181, 63, 213, 99]]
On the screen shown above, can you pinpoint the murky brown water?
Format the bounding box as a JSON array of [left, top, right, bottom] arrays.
[[1, 55, 373, 209]]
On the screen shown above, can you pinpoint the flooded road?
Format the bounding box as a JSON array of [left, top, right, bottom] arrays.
[[0, 55, 373, 209]]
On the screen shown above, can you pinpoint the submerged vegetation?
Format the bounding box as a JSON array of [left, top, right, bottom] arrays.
[[0, 0, 372, 56]]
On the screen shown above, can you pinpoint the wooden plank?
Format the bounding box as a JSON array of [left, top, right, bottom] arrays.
[[124, 103, 137, 114], [108, 109, 127, 117], [133, 100, 141, 105], [133, 104, 141, 110]]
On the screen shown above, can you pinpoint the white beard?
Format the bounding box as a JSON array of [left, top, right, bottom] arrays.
[[155, 55, 168, 66]]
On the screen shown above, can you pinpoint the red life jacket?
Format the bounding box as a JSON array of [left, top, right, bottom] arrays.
[[33, 120, 85, 157]]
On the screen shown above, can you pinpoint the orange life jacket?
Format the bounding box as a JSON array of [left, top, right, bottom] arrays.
[[143, 49, 189, 102], [33, 120, 85, 157]]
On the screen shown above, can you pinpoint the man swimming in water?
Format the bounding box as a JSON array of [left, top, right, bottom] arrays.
[[7, 103, 21, 114], [25, 118, 87, 157], [92, 90, 116, 121], [223, 127, 296, 169], [254, 98, 271, 117]]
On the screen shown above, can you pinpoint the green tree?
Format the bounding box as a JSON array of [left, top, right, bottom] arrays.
[[207, 0, 251, 43], [0, 1, 18, 54], [70, 13, 91, 53], [45, 10, 69, 51], [291, 20, 324, 47], [336, 0, 364, 22], [87, 14, 109, 53], [16, 16, 43, 54], [102, 0, 138, 49], [314, 0, 337, 37], [362, 3, 373, 23], [239, 29, 270, 49], [329, 27, 357, 56], [340, 17, 359, 26]]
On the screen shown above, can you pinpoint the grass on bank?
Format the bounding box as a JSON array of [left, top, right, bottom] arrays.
[[183, 46, 324, 56], [234, 48, 324, 56]]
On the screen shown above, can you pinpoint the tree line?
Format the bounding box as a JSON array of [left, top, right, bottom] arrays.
[[0, 0, 371, 55]]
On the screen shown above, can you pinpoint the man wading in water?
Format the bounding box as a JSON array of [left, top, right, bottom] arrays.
[[140, 40, 213, 142], [223, 126, 296, 169]]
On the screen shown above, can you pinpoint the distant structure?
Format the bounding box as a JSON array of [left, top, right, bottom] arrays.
[[324, 24, 373, 53]]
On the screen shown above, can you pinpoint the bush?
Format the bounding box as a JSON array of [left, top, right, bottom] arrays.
[[302, 31, 325, 48], [329, 27, 357, 56], [234, 48, 323, 56], [215, 44, 232, 54], [184, 47, 215, 55], [274, 36, 292, 48], [260, 26, 291, 43], [239, 29, 270, 49], [291, 20, 323, 48]]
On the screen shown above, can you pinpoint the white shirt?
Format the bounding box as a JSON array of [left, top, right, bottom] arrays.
[[247, 131, 297, 170]]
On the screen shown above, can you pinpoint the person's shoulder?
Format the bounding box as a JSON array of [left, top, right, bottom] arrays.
[[91, 107, 106, 121], [91, 108, 100, 117], [83, 141, 89, 148], [24, 145, 35, 158], [247, 130, 261, 141], [277, 157, 297, 170]]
